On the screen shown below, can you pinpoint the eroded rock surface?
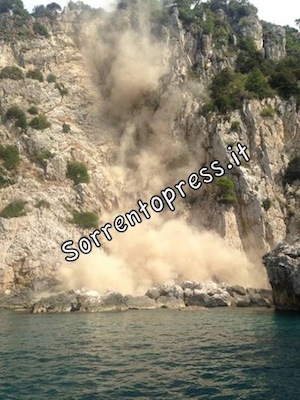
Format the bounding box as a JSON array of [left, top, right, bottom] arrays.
[[263, 241, 300, 311]]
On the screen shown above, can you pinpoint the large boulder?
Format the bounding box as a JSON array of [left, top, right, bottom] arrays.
[[263, 240, 300, 311], [125, 295, 158, 310], [186, 293, 217, 308], [156, 296, 186, 310]]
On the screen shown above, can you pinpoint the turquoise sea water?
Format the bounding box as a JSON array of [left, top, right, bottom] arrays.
[[0, 308, 299, 400]]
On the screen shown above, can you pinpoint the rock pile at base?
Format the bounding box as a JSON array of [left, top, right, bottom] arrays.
[[30, 281, 273, 314], [263, 240, 300, 311]]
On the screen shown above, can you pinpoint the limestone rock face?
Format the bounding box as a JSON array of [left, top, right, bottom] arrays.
[[0, 3, 299, 301], [263, 24, 286, 61], [263, 241, 300, 311], [237, 14, 263, 51]]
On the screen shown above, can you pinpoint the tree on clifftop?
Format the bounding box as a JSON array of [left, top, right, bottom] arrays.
[[0, 0, 28, 16]]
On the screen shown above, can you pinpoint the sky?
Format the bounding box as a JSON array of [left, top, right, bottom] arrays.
[[23, 0, 300, 28]]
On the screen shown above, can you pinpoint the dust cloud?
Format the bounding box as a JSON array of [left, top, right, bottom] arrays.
[[60, 0, 268, 294]]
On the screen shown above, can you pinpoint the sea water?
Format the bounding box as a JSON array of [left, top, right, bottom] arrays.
[[1, 308, 299, 400]]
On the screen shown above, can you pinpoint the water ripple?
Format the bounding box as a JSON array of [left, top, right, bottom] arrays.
[[1, 308, 300, 399]]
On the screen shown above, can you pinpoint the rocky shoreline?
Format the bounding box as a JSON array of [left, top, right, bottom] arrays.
[[0, 280, 273, 313], [3, 240, 300, 314]]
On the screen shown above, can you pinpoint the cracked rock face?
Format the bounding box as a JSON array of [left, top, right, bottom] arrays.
[[263, 241, 300, 311]]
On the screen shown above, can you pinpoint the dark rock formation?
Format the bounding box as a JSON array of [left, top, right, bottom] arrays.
[[263, 241, 300, 311]]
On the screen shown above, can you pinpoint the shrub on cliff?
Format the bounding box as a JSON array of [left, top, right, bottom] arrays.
[[245, 68, 275, 100], [228, 0, 258, 20], [26, 68, 44, 82], [0, 145, 20, 170], [62, 123, 71, 133], [33, 21, 49, 37], [236, 38, 264, 74], [260, 107, 275, 118], [262, 198, 272, 211], [0, 66, 24, 80], [209, 68, 248, 112], [55, 82, 68, 96], [66, 161, 90, 185], [217, 177, 237, 204], [31, 150, 54, 168], [284, 156, 300, 184], [6, 106, 27, 129], [230, 121, 241, 132], [0, 200, 26, 218], [71, 211, 99, 229], [29, 115, 51, 130], [0, 174, 13, 189], [47, 73, 57, 83], [0, 0, 28, 17], [27, 105, 39, 115]]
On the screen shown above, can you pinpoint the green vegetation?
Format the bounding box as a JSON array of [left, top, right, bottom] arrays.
[[36, 199, 50, 209], [216, 176, 237, 204], [0, 66, 24, 80], [5, 106, 27, 129], [0, 145, 20, 170], [262, 198, 272, 212], [0, 0, 28, 17], [27, 105, 39, 115], [66, 161, 90, 185], [47, 73, 57, 83], [55, 82, 68, 96], [284, 156, 300, 184], [245, 68, 275, 99], [29, 115, 51, 130], [172, 3, 300, 112], [236, 37, 264, 74], [175, 0, 257, 30], [71, 211, 99, 229], [260, 107, 275, 118], [62, 123, 71, 133], [26, 68, 43, 82], [230, 121, 241, 132], [0, 200, 26, 219], [0, 168, 15, 189], [209, 68, 248, 113], [31, 150, 54, 168], [33, 21, 49, 37], [32, 2, 61, 18]]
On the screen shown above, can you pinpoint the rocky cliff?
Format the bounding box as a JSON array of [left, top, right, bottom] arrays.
[[0, 0, 299, 303], [263, 240, 300, 311]]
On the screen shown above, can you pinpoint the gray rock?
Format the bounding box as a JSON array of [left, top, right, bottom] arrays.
[[125, 295, 157, 310], [31, 290, 128, 313], [31, 291, 77, 313], [263, 240, 300, 311], [180, 281, 194, 290], [156, 296, 185, 310], [159, 281, 176, 296], [145, 287, 160, 300], [231, 293, 251, 307], [213, 294, 231, 307], [184, 288, 193, 298], [172, 285, 184, 299], [79, 292, 128, 313], [227, 285, 247, 296], [186, 293, 217, 308]]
